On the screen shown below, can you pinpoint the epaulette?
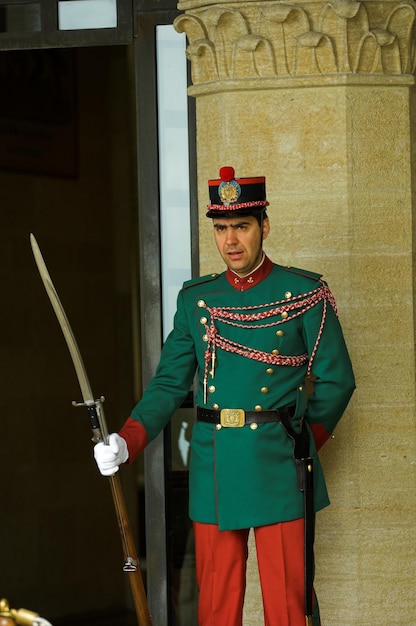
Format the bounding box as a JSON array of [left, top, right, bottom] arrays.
[[182, 273, 221, 290], [283, 265, 323, 281]]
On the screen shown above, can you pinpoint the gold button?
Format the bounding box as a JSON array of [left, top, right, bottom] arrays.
[[198, 300, 206, 308], [281, 312, 288, 319], [261, 387, 269, 394], [212, 403, 219, 410], [203, 335, 208, 342], [272, 349, 280, 355], [276, 330, 284, 337], [216, 424, 222, 430], [250, 423, 258, 430], [266, 368, 274, 375], [255, 405, 263, 411], [299, 386, 303, 391], [285, 291, 292, 299], [200, 317, 208, 325], [208, 385, 216, 393]]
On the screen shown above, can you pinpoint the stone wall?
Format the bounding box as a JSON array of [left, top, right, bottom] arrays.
[[176, 0, 416, 623]]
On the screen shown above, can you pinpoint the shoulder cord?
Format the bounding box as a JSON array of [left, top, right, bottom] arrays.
[[201, 281, 336, 400], [208, 282, 337, 326]]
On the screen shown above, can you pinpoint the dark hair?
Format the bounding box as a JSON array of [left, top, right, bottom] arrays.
[[253, 210, 268, 226]]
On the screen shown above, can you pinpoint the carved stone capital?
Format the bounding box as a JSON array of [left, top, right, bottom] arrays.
[[174, 0, 416, 93]]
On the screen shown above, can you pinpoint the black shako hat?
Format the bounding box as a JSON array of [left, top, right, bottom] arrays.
[[206, 166, 269, 218]]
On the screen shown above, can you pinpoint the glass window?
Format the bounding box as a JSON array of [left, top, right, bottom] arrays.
[[157, 24, 192, 341], [58, 0, 117, 30]]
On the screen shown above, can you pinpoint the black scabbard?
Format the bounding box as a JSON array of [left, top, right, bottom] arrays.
[[295, 456, 315, 621], [280, 414, 315, 624]]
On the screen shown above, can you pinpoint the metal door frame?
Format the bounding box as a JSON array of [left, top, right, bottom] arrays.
[[134, 8, 198, 624]]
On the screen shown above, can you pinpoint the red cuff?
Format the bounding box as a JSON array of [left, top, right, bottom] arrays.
[[309, 423, 330, 451], [119, 417, 148, 464]]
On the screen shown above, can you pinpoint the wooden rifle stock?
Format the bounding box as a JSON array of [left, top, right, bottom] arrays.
[[109, 473, 152, 625]]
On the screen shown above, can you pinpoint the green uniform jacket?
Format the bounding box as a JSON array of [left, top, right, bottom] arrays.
[[129, 260, 355, 531]]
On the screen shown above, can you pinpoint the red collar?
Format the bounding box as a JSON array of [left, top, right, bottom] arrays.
[[226, 255, 273, 291]]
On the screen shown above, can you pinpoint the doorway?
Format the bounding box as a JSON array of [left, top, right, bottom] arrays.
[[0, 10, 197, 621]]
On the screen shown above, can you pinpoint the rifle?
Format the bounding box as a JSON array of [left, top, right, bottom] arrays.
[[30, 234, 152, 626]]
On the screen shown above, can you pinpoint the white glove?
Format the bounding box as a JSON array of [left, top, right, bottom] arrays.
[[93, 433, 129, 476], [34, 619, 54, 626]]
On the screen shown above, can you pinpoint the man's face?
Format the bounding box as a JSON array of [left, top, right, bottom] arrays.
[[212, 215, 270, 277]]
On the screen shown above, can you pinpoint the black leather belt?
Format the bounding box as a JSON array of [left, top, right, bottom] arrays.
[[197, 405, 295, 428]]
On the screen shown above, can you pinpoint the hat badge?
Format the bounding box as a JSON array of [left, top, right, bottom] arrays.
[[218, 166, 241, 206]]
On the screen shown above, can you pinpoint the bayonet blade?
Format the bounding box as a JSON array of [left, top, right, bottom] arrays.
[[30, 233, 93, 402], [30, 233, 107, 442]]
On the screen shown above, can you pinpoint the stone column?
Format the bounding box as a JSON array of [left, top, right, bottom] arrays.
[[175, 1, 416, 624]]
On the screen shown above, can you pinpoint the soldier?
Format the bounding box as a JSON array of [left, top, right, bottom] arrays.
[[94, 166, 355, 626]]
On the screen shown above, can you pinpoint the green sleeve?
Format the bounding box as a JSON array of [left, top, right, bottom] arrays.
[[130, 288, 197, 442], [303, 298, 355, 443]]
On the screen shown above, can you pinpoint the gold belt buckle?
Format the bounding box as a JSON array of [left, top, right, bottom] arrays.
[[220, 408, 245, 427]]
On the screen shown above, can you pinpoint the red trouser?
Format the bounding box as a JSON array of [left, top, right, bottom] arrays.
[[193, 518, 319, 626]]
